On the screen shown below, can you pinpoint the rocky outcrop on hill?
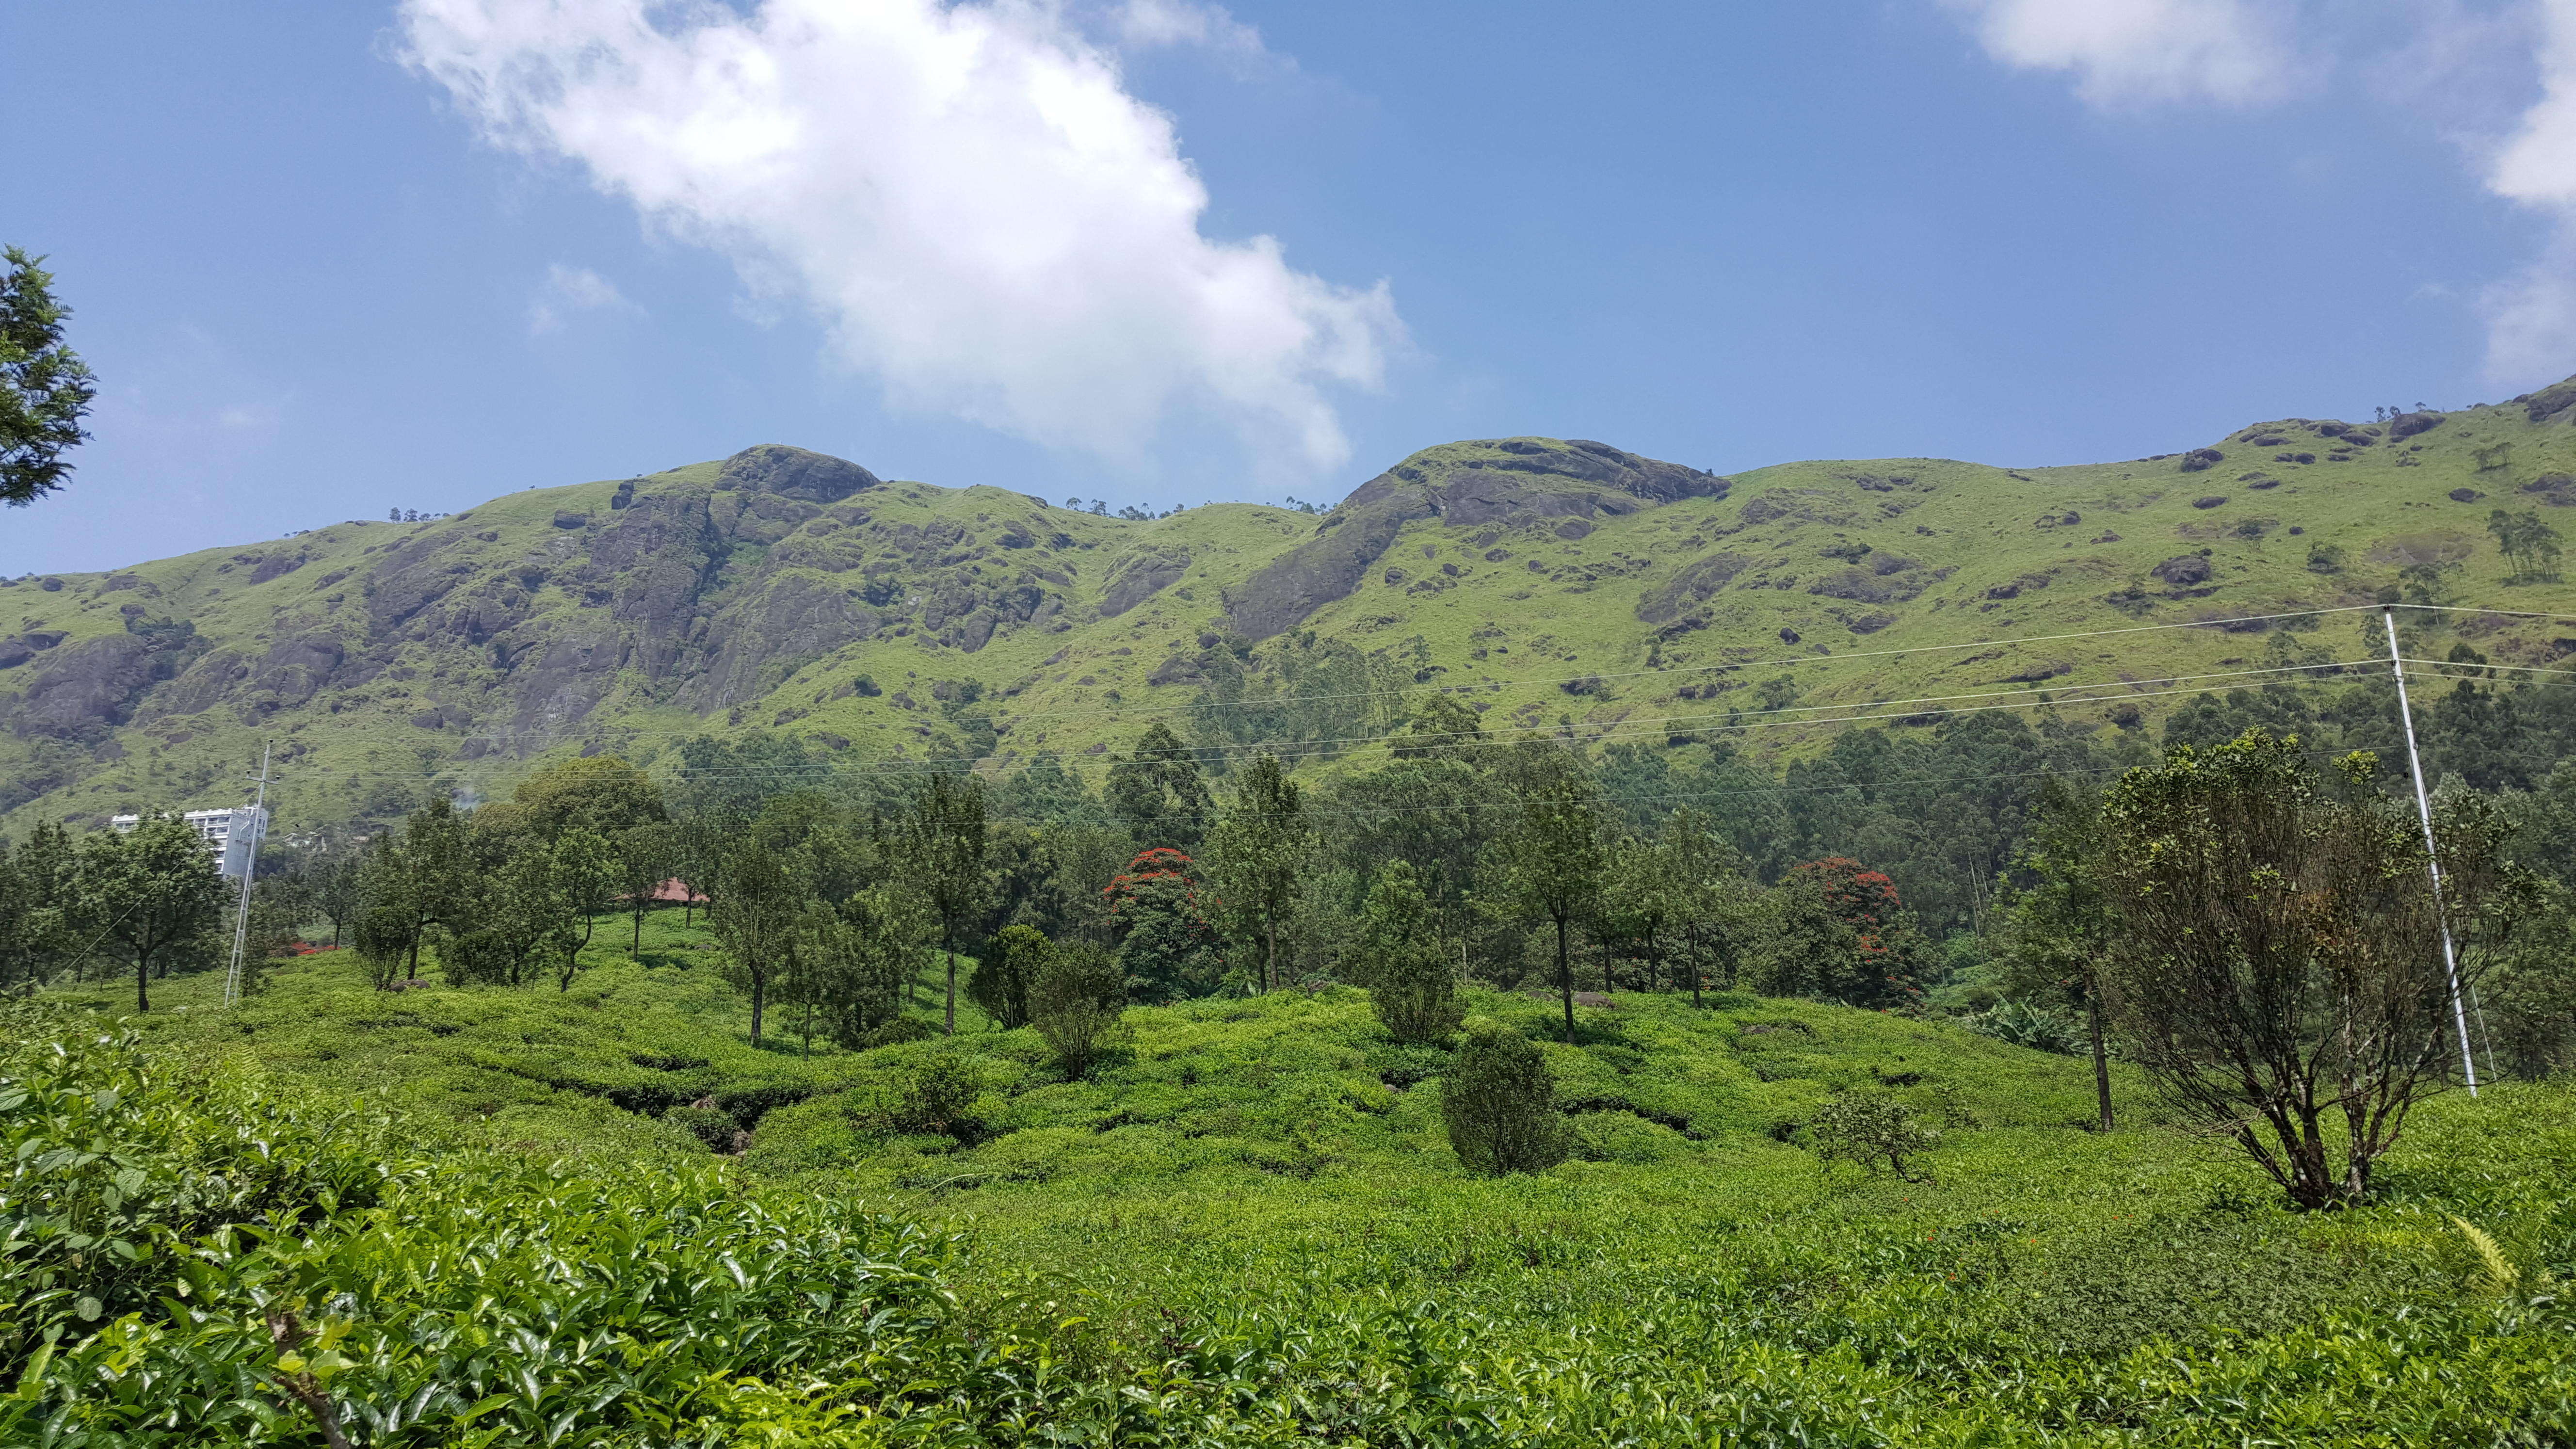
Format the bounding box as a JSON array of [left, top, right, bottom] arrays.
[[1226, 438, 1726, 640]]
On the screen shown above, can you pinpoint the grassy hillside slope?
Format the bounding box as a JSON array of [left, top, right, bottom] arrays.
[[42, 922, 2576, 1444], [10, 384, 2576, 837]]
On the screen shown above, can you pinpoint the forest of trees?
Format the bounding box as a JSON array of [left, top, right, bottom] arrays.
[[5, 646, 2575, 1103]]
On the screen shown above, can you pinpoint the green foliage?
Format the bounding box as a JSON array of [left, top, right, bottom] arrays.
[[2488, 507, 2564, 583], [1810, 1091, 1939, 1182], [663, 1103, 739, 1152], [886, 1054, 984, 1141], [711, 839, 807, 1043], [75, 815, 228, 1013], [904, 772, 988, 1034], [1360, 861, 1462, 1043], [1029, 943, 1124, 1079], [1105, 723, 1212, 850], [1105, 849, 1219, 1003], [1487, 743, 1607, 1039], [968, 923, 1050, 1030], [2088, 730, 2540, 1208], [1442, 1028, 1566, 1176], [0, 246, 97, 508], [1202, 751, 1310, 992]]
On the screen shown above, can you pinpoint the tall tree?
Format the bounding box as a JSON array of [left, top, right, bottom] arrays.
[[903, 773, 988, 1035], [309, 850, 369, 951], [1205, 752, 1310, 992], [2084, 730, 2536, 1208], [0, 821, 80, 990], [711, 840, 807, 1044], [2003, 776, 2119, 1131], [615, 821, 680, 952], [77, 816, 227, 1012], [1104, 849, 1221, 1002], [822, 884, 929, 1046], [1106, 723, 1213, 850], [1359, 861, 1462, 1042], [0, 247, 97, 508], [510, 755, 668, 839], [549, 828, 622, 991], [1487, 743, 1606, 1041]]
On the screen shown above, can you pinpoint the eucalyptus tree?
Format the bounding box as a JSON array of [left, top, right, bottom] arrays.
[[711, 840, 807, 1045], [903, 772, 988, 1035], [1487, 743, 1607, 1041]]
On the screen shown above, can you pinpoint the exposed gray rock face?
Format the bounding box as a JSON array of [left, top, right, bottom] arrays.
[[1101, 545, 1191, 617], [1637, 552, 1750, 625], [2152, 555, 2213, 586], [1226, 438, 1727, 640], [16, 636, 158, 738], [718, 445, 883, 504]]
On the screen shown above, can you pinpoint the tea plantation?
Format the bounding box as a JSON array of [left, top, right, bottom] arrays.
[[12, 916, 2572, 1446]]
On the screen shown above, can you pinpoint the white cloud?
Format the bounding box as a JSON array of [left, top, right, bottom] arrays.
[[2481, 0, 2576, 383], [401, 0, 1399, 468], [527, 262, 644, 335], [1942, 0, 2292, 106], [1111, 0, 1261, 54]]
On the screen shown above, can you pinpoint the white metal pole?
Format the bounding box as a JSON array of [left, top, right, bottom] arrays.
[[2384, 610, 2477, 1097], [223, 743, 272, 1008]]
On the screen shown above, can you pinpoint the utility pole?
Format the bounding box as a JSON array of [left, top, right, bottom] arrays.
[[223, 743, 273, 1009], [2383, 610, 2477, 1097]]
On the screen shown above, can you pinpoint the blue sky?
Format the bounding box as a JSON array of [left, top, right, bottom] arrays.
[[7, 0, 2576, 575]]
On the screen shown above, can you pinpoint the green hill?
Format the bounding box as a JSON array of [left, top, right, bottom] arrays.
[[11, 381, 2576, 837]]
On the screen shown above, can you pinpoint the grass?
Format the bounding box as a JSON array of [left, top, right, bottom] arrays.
[[40, 915, 2576, 1443], [8, 396, 2576, 840]]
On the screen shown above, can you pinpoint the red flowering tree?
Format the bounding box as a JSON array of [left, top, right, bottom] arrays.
[[1776, 856, 1922, 1009], [1103, 849, 1221, 1002]]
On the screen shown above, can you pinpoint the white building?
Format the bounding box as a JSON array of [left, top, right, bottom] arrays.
[[108, 806, 269, 878]]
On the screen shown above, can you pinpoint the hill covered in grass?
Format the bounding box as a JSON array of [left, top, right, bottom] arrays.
[[32, 920, 2576, 1444], [12, 381, 2576, 838]]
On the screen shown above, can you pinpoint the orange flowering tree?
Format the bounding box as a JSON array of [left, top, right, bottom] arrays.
[[1780, 856, 1922, 1009], [1103, 848, 1221, 1002]]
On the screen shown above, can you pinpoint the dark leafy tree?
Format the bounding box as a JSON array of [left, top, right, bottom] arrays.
[[1487, 743, 1606, 1041], [505, 755, 668, 839], [2488, 509, 2564, 584], [903, 773, 988, 1034], [1442, 1028, 1565, 1176], [1205, 752, 1309, 991], [1359, 861, 1460, 1042], [968, 923, 1051, 1030], [76, 817, 227, 1011], [2085, 730, 2537, 1208], [309, 850, 369, 951], [615, 821, 680, 952], [0, 247, 97, 508], [1811, 1093, 1938, 1183], [711, 840, 807, 1045], [0, 822, 80, 989], [549, 828, 621, 991], [1106, 723, 1212, 850]]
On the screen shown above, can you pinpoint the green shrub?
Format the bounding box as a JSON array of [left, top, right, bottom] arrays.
[[1811, 1091, 1938, 1182], [1441, 1028, 1566, 1176], [1030, 944, 1125, 1078], [665, 1104, 739, 1152], [887, 1055, 983, 1142]]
